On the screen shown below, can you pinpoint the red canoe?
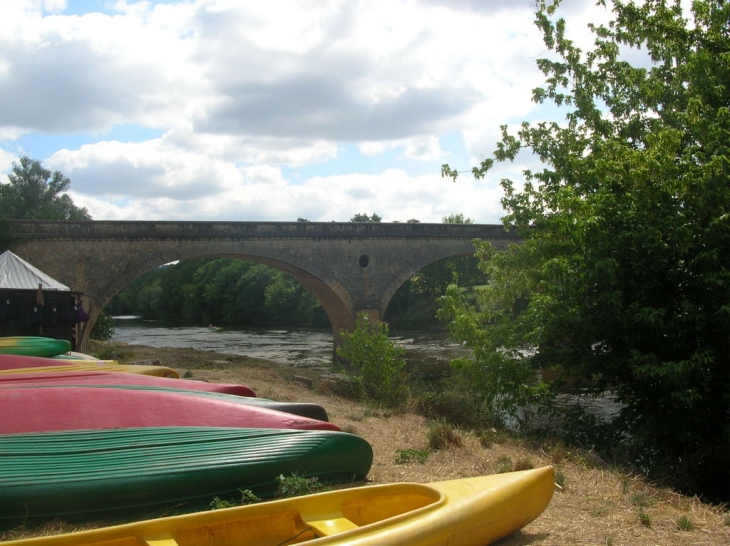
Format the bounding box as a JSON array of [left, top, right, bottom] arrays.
[[0, 370, 256, 397], [0, 386, 339, 434]]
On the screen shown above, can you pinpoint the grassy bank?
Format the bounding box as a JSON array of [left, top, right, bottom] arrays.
[[3, 342, 729, 545]]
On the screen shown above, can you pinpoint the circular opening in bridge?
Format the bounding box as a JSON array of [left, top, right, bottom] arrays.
[[358, 254, 370, 268]]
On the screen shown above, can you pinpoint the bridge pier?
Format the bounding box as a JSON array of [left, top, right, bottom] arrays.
[[356, 309, 381, 323]]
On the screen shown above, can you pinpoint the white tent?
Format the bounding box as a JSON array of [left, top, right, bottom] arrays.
[[0, 251, 70, 291]]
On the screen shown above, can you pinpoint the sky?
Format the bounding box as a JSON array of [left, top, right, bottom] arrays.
[[0, 0, 609, 223]]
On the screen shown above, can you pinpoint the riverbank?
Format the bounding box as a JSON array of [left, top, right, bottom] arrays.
[[4, 342, 729, 545]]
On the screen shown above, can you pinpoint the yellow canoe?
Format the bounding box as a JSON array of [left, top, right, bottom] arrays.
[[0, 362, 179, 378], [0, 353, 179, 377], [5, 467, 554, 546]]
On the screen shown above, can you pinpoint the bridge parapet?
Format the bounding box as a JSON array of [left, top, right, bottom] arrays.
[[10, 220, 518, 240]]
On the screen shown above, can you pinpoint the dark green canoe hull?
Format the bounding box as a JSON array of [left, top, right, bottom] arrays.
[[0, 427, 373, 529]]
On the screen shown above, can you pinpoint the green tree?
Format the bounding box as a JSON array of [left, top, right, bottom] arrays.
[[441, 0, 730, 499], [264, 276, 299, 321], [202, 260, 251, 324], [109, 258, 330, 328], [0, 156, 91, 220], [105, 268, 164, 316], [350, 213, 382, 222], [136, 283, 164, 319], [155, 259, 209, 323], [264, 273, 328, 326], [234, 263, 277, 324], [442, 213, 473, 224]]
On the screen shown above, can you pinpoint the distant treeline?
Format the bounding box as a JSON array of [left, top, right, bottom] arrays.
[[105, 255, 487, 329]]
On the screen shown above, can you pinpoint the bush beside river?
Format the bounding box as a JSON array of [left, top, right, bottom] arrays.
[[3, 342, 729, 545]]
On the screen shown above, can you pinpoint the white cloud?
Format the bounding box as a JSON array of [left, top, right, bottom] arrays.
[[0, 147, 18, 173], [0, 0, 614, 224], [48, 140, 235, 198], [161, 127, 339, 166]]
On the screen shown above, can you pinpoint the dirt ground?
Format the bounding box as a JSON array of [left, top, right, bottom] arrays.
[[4, 343, 730, 545]]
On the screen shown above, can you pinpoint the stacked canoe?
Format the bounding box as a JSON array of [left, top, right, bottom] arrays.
[[0, 337, 373, 529], [0, 427, 373, 529], [0, 336, 554, 543]]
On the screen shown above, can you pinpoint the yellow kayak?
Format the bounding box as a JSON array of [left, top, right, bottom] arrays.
[[4, 467, 554, 546], [0, 354, 179, 378], [0, 362, 179, 378]]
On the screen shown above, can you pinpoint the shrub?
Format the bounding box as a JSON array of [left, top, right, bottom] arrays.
[[415, 388, 501, 429], [90, 311, 115, 341], [93, 343, 128, 361], [494, 455, 514, 474], [676, 516, 693, 531], [630, 492, 655, 508], [637, 508, 652, 527], [514, 456, 534, 471], [209, 489, 260, 510], [275, 473, 328, 498], [209, 497, 236, 510], [395, 449, 430, 465], [239, 489, 261, 505], [336, 313, 408, 407], [427, 421, 462, 450]]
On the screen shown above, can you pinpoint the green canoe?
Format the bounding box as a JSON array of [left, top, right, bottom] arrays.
[[0, 427, 373, 529], [0, 336, 71, 358]]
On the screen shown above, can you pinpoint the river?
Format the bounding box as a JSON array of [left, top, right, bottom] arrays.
[[112, 319, 624, 428], [111, 319, 469, 378]]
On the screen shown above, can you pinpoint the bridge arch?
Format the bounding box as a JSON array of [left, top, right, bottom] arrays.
[[378, 240, 478, 315], [134, 250, 355, 343]]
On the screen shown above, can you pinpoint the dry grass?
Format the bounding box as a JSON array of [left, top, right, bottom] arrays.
[[3, 342, 729, 545]]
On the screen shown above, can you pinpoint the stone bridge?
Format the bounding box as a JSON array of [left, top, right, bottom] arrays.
[[8, 220, 521, 351]]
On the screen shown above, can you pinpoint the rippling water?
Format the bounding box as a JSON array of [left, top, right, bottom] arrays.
[[112, 320, 468, 374]]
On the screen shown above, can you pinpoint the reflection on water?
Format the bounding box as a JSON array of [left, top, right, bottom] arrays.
[[112, 319, 469, 374]]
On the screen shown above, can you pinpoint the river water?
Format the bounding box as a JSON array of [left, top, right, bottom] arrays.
[[111, 319, 468, 377]]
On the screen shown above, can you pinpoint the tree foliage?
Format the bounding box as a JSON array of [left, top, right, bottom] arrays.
[[0, 156, 91, 220], [440, 0, 730, 499], [108, 258, 329, 328], [442, 213, 473, 225], [350, 213, 382, 222]]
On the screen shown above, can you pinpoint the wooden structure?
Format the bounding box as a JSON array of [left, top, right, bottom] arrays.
[[0, 251, 88, 350]]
